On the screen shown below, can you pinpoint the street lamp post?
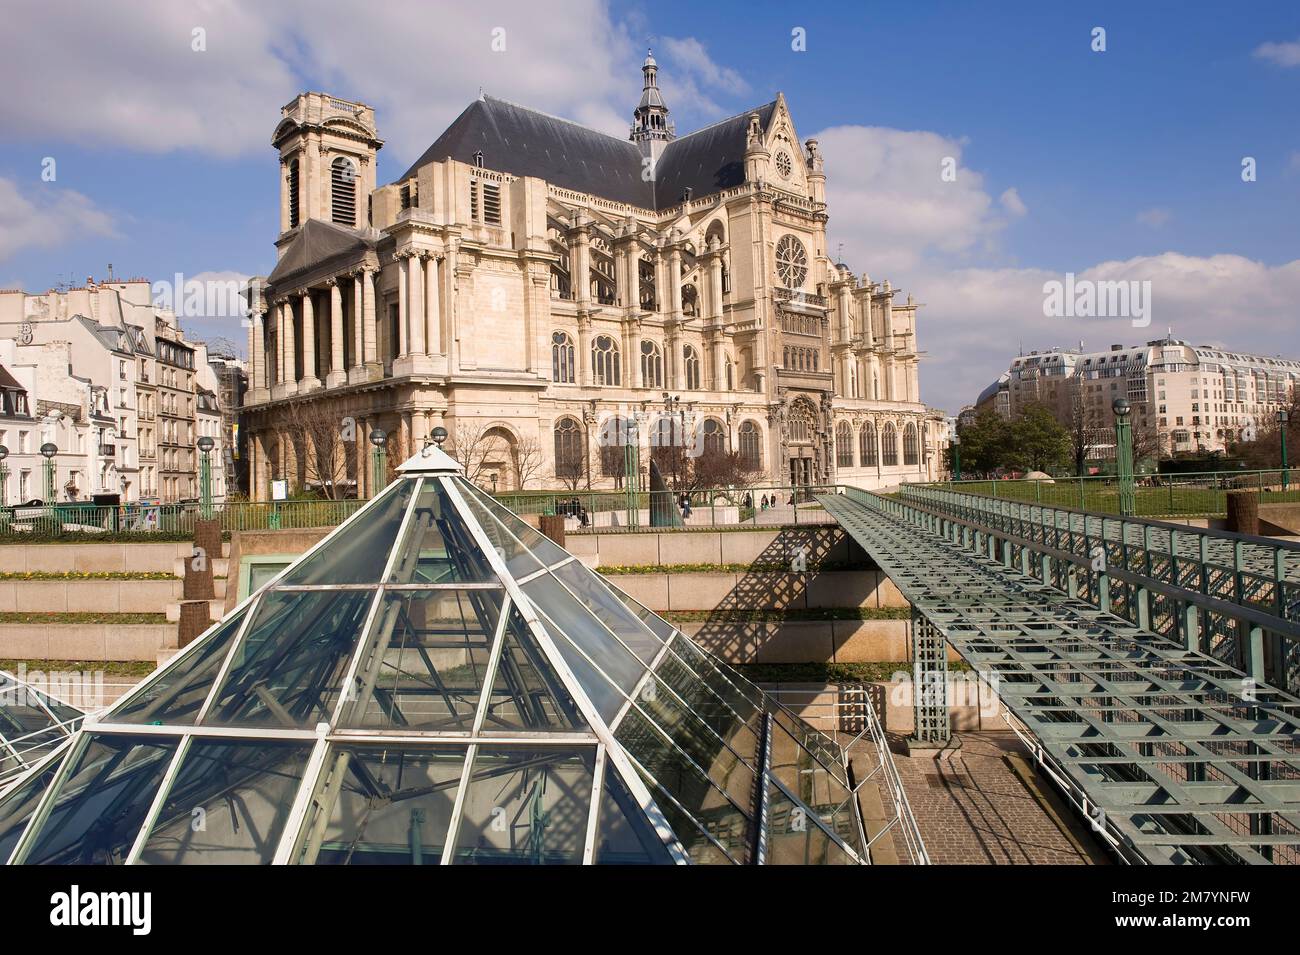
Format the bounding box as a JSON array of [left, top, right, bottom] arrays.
[[40, 442, 58, 506], [951, 434, 962, 482], [0, 445, 8, 510], [1113, 398, 1135, 516], [369, 429, 388, 498], [197, 435, 215, 519], [1279, 409, 1290, 492]]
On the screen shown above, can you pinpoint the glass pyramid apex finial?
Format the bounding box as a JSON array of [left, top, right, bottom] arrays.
[[0, 469, 874, 866]]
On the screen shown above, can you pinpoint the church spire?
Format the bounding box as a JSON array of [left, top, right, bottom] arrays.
[[631, 49, 674, 144]]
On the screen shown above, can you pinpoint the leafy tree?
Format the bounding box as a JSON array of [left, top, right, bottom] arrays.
[[1009, 402, 1071, 473], [955, 412, 1014, 476]]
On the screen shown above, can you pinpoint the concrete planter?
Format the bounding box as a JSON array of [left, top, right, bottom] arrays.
[[0, 579, 184, 613], [0, 541, 201, 575], [0, 623, 176, 661]]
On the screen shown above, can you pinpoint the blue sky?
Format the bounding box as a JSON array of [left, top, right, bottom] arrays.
[[1, 0, 1297, 411]]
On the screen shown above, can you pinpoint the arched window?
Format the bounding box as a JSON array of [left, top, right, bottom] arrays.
[[599, 416, 634, 479], [881, 422, 899, 466], [903, 422, 919, 466], [331, 156, 357, 226], [860, 422, 878, 467], [640, 340, 663, 388], [592, 335, 620, 386], [682, 284, 698, 317], [725, 357, 733, 391], [287, 159, 300, 229], [836, 422, 853, 468], [684, 345, 701, 390], [701, 418, 726, 458], [554, 417, 584, 481], [783, 347, 790, 368], [551, 331, 575, 383], [789, 399, 815, 443], [738, 420, 761, 470], [812, 350, 819, 372]]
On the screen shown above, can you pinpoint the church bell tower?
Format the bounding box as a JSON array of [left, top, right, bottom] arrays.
[[630, 50, 674, 167]]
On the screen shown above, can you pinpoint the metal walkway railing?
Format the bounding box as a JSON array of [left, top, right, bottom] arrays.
[[818, 489, 1300, 866]]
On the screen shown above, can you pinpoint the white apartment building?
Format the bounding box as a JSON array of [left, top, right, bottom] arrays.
[[977, 336, 1299, 459], [0, 280, 226, 503]]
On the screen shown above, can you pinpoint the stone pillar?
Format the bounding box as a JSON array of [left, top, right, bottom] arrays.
[[572, 217, 591, 307], [275, 301, 286, 385], [425, 254, 441, 354], [712, 329, 727, 391], [283, 301, 297, 387], [409, 253, 426, 355], [355, 417, 369, 497], [351, 274, 364, 374], [577, 314, 592, 387], [301, 290, 319, 388], [363, 268, 378, 367], [279, 158, 290, 232], [668, 241, 683, 317], [397, 255, 409, 357], [328, 279, 345, 387], [249, 307, 265, 393]]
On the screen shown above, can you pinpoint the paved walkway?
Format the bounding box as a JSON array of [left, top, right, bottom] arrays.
[[850, 732, 1105, 865]]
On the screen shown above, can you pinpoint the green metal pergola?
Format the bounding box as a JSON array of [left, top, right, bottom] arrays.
[[819, 489, 1300, 866]]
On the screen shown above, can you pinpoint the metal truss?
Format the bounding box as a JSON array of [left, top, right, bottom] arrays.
[[901, 486, 1300, 692], [819, 490, 1300, 866]]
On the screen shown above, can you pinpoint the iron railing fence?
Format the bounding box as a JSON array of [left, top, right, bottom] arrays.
[[0, 498, 367, 540], [924, 469, 1298, 518]]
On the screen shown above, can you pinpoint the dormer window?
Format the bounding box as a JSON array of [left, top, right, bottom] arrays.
[[472, 150, 484, 168]]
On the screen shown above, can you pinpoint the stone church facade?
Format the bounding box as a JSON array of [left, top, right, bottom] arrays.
[[242, 56, 945, 499]]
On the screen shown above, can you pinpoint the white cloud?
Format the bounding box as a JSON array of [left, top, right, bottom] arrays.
[[654, 36, 748, 119], [0, 177, 116, 262], [1000, 187, 1027, 217], [905, 255, 1300, 413], [1136, 207, 1171, 228], [0, 1, 640, 162], [815, 125, 1015, 274], [1253, 37, 1300, 67]]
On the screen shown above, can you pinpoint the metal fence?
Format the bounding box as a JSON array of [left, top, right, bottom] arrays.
[[0, 498, 367, 539], [925, 469, 1298, 519]]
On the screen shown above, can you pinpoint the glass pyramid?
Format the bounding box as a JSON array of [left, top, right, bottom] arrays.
[[0, 670, 82, 789], [0, 445, 868, 865]]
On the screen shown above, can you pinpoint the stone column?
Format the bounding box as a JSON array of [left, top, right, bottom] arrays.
[[283, 301, 297, 387], [424, 255, 441, 354], [396, 255, 409, 357], [275, 301, 286, 385], [572, 215, 591, 307], [301, 290, 319, 388], [363, 268, 378, 367], [668, 240, 683, 317], [408, 252, 426, 355], [351, 273, 364, 375], [279, 159, 289, 232], [249, 307, 265, 393], [328, 279, 345, 387], [577, 314, 592, 387]]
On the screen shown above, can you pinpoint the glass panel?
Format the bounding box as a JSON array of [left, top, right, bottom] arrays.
[[456, 480, 571, 567], [0, 761, 60, 864], [614, 589, 677, 643], [634, 768, 735, 865], [768, 721, 861, 856], [769, 703, 847, 784], [672, 636, 766, 711], [450, 747, 594, 865], [765, 779, 855, 865], [522, 574, 646, 699], [0, 673, 80, 733], [304, 745, 467, 865], [388, 480, 494, 583], [551, 561, 663, 663], [653, 651, 760, 766], [533, 607, 625, 721], [592, 765, 673, 864], [110, 606, 248, 726], [136, 740, 312, 864], [22, 734, 179, 865], [455, 487, 545, 578], [617, 709, 751, 863], [634, 675, 756, 811], [279, 479, 416, 586], [203, 589, 373, 727], [341, 588, 504, 732], [481, 607, 585, 732]]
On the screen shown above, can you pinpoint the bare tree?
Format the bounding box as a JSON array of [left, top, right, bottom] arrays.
[[513, 434, 544, 490], [285, 402, 355, 499]]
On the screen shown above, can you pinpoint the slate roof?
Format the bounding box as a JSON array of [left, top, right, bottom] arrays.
[[400, 95, 780, 211], [269, 219, 376, 286]]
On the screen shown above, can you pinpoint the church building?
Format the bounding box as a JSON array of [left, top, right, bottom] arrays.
[[242, 54, 945, 498]]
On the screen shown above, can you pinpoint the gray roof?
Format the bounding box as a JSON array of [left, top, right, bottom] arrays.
[[269, 219, 375, 286], [399, 95, 779, 210]]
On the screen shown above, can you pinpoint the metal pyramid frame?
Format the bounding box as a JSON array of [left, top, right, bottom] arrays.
[[0, 670, 81, 789], [0, 444, 869, 865]]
